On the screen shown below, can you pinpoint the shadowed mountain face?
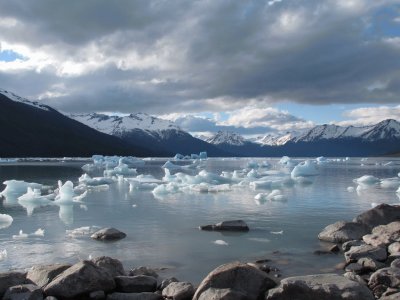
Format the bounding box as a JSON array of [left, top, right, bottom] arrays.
[[0, 93, 164, 157]]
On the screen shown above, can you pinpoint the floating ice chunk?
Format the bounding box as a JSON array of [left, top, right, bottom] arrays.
[[12, 230, 29, 239], [104, 159, 137, 177], [0, 249, 7, 261], [18, 188, 55, 216], [247, 169, 259, 179], [361, 158, 368, 162], [248, 238, 270, 243], [1, 180, 42, 199], [384, 161, 394, 166], [80, 204, 88, 211], [247, 161, 259, 169], [163, 161, 184, 170], [293, 176, 314, 185], [279, 156, 296, 167], [353, 175, 380, 185], [55, 181, 75, 204], [291, 160, 318, 178], [32, 228, 45, 237], [371, 202, 379, 208], [174, 153, 184, 160], [397, 186, 400, 194], [66, 226, 101, 238], [213, 240, 229, 246], [132, 204, 137, 208], [199, 152, 208, 159], [73, 190, 88, 202], [347, 186, 355, 192], [78, 173, 115, 186], [152, 183, 181, 195], [380, 178, 400, 189], [254, 190, 286, 203], [190, 183, 231, 193], [271, 230, 283, 235], [0, 214, 13, 229], [119, 156, 145, 167], [316, 156, 328, 164]]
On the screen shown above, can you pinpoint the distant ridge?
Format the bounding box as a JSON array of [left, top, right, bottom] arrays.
[[0, 90, 163, 157]]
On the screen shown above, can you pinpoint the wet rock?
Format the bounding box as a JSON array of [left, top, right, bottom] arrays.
[[44, 260, 115, 298], [266, 274, 374, 300], [344, 244, 387, 263], [391, 258, 400, 268], [3, 284, 43, 300], [91, 256, 125, 277], [159, 277, 178, 291], [318, 221, 370, 243], [345, 263, 364, 274], [343, 272, 367, 286], [389, 242, 400, 255], [90, 290, 106, 299], [363, 222, 400, 247], [0, 272, 29, 297], [358, 257, 385, 272], [329, 244, 340, 253], [354, 204, 400, 229], [368, 267, 400, 298], [197, 288, 247, 300], [129, 267, 158, 278], [106, 292, 162, 300], [342, 240, 365, 252], [91, 227, 126, 241], [115, 275, 157, 293], [199, 220, 249, 231], [26, 264, 71, 288], [193, 262, 276, 300], [162, 281, 194, 300]]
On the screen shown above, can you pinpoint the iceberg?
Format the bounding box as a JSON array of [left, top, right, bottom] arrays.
[[0, 180, 42, 200], [380, 178, 400, 189], [353, 175, 380, 185], [254, 190, 286, 204], [78, 173, 115, 186], [18, 187, 55, 216], [104, 159, 137, 177], [291, 160, 318, 178], [0, 214, 13, 229]]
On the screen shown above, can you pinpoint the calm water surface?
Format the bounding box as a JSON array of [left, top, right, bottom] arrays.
[[0, 157, 399, 284]]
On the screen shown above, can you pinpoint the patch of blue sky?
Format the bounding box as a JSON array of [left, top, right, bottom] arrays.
[[0, 49, 26, 62]]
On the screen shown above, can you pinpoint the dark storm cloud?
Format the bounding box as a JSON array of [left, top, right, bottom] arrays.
[[0, 0, 399, 114]]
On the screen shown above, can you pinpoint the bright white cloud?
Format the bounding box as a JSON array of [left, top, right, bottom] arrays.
[[338, 105, 400, 126]]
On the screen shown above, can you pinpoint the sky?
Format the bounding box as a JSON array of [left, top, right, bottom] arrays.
[[1, 0, 400, 137]]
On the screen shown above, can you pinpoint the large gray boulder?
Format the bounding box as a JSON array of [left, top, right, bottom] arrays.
[[91, 228, 126, 241], [344, 244, 387, 263], [91, 256, 125, 277], [44, 260, 115, 298], [363, 221, 400, 247], [197, 288, 247, 300], [161, 282, 194, 300], [106, 292, 162, 300], [3, 284, 43, 300], [318, 221, 370, 243], [368, 267, 400, 298], [354, 204, 400, 229], [26, 264, 71, 288], [0, 272, 29, 297], [114, 275, 157, 293], [389, 242, 400, 255], [192, 262, 276, 300], [199, 220, 249, 231], [266, 274, 374, 300]]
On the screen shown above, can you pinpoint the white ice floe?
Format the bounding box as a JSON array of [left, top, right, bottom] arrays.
[[353, 175, 380, 185], [213, 240, 229, 246], [247, 161, 259, 169], [31, 228, 45, 236], [279, 156, 296, 167], [12, 230, 29, 239], [0, 180, 42, 199], [66, 226, 101, 238], [0, 214, 13, 229], [189, 183, 231, 193], [78, 173, 115, 186], [55, 181, 75, 204], [291, 160, 318, 178], [380, 178, 400, 189], [347, 186, 355, 192], [254, 190, 286, 204], [316, 156, 328, 164], [0, 249, 7, 261], [18, 188, 55, 216], [104, 159, 137, 177], [271, 230, 283, 235]]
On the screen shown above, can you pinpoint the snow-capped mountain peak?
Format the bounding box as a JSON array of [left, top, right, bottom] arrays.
[[0, 89, 49, 111], [206, 131, 246, 146], [255, 132, 296, 146], [70, 112, 181, 136]]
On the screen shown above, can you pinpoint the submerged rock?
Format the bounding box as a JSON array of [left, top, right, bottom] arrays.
[[318, 221, 370, 243], [3, 283, 43, 300], [26, 264, 71, 288], [193, 262, 276, 300], [91, 227, 127, 241], [354, 204, 400, 229], [362, 221, 400, 247], [44, 260, 115, 298], [266, 274, 374, 300], [199, 220, 249, 232]]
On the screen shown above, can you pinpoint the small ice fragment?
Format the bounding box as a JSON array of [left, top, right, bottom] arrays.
[[132, 204, 137, 208], [0, 249, 7, 261], [353, 175, 380, 185], [0, 214, 13, 229], [248, 238, 270, 243], [213, 240, 229, 246], [347, 186, 355, 192], [12, 230, 29, 239], [271, 230, 283, 235], [32, 228, 45, 237], [291, 160, 318, 178], [371, 202, 379, 208]]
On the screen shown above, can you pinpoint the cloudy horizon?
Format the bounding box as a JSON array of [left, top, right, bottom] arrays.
[[1, 0, 399, 136]]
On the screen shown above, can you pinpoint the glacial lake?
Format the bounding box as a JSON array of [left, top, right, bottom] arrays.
[[0, 157, 399, 284]]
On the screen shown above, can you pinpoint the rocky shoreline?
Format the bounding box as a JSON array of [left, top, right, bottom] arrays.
[[1, 203, 400, 299]]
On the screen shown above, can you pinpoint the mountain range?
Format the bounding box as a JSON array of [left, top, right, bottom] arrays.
[[0, 89, 399, 157]]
